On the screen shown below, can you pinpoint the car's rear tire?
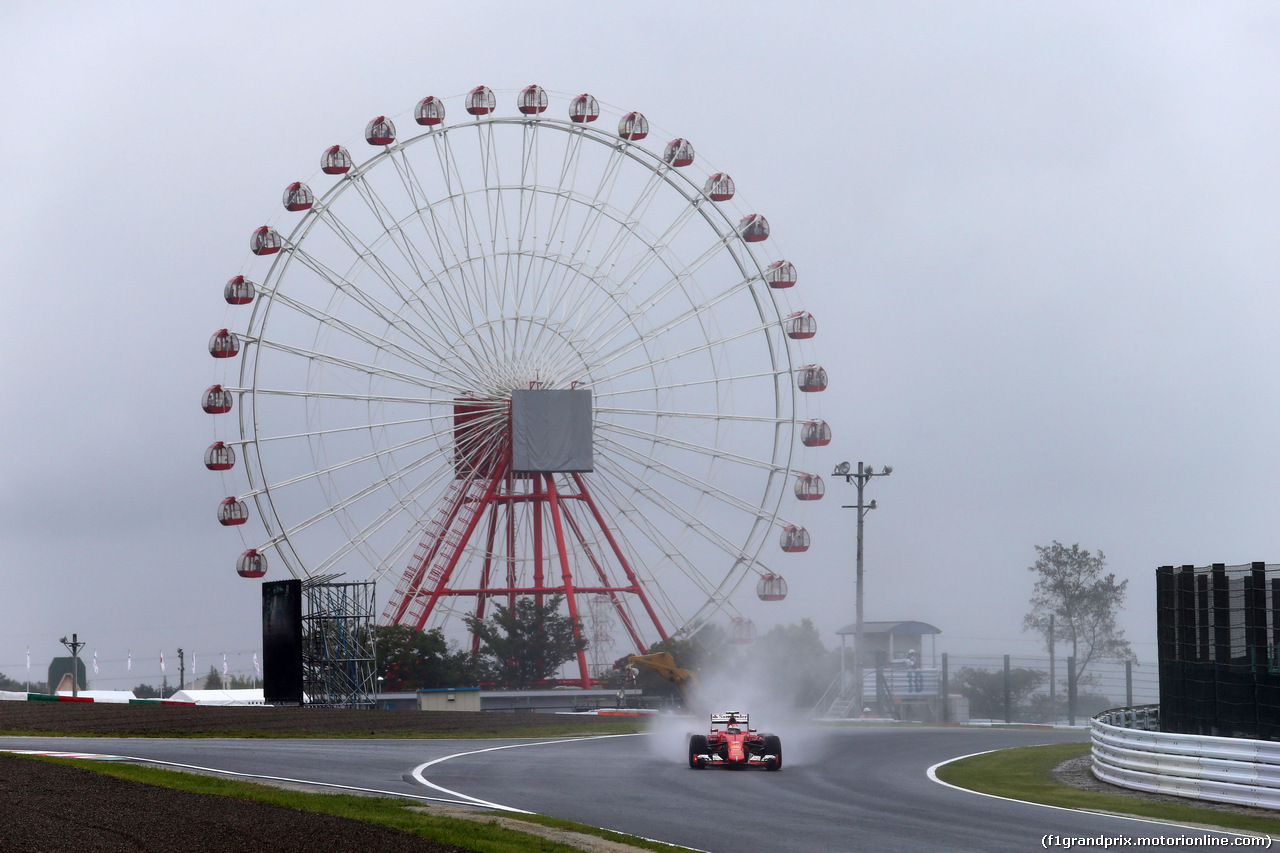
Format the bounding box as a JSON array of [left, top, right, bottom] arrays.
[[688, 734, 708, 769], [763, 735, 782, 770]]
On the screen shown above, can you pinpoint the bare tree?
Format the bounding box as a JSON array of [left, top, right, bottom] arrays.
[[1023, 541, 1134, 680]]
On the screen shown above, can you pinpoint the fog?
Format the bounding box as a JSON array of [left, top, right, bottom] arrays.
[[4, 2, 1279, 689]]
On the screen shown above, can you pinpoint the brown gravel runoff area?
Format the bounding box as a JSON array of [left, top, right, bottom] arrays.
[[0, 752, 469, 853], [0, 703, 644, 852], [0, 701, 628, 737]]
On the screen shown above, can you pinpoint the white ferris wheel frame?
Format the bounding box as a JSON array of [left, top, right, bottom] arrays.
[[210, 88, 823, 645]]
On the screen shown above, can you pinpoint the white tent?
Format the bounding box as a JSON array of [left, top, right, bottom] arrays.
[[168, 688, 265, 706], [56, 690, 136, 703]]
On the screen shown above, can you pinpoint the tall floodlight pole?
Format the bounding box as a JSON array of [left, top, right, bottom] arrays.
[[833, 461, 892, 714], [59, 634, 85, 698]]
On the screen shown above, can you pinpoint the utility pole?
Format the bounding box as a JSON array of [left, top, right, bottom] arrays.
[[833, 461, 893, 715], [59, 634, 86, 698], [178, 648, 185, 691]]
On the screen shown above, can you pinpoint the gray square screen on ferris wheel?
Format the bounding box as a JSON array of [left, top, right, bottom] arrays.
[[511, 389, 594, 474]]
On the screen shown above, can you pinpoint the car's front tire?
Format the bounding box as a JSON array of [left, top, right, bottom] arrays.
[[762, 734, 782, 770], [688, 734, 708, 768]]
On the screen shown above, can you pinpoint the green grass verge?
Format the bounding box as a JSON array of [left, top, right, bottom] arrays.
[[935, 743, 1280, 836], [35, 755, 689, 853]]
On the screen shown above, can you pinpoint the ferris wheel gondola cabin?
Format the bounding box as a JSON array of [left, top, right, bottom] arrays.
[[249, 226, 282, 256], [783, 311, 817, 340], [208, 329, 240, 358], [465, 85, 496, 115], [202, 385, 233, 414], [704, 173, 735, 201], [797, 365, 828, 392], [618, 111, 649, 140], [364, 116, 395, 146], [780, 525, 810, 553], [223, 275, 256, 305], [516, 85, 548, 115], [794, 473, 825, 501], [236, 549, 266, 579], [765, 260, 797, 289], [204, 441, 235, 471], [800, 419, 832, 447], [663, 138, 694, 167], [218, 497, 249, 526], [729, 617, 758, 645], [415, 95, 446, 125], [739, 214, 770, 242], [321, 145, 353, 175], [569, 93, 600, 122], [756, 573, 788, 601], [282, 181, 314, 212]]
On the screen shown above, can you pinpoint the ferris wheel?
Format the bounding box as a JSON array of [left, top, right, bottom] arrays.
[[205, 85, 831, 685]]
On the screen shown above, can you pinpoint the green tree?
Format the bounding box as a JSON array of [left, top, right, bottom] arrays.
[[133, 683, 161, 699], [226, 673, 259, 689], [374, 625, 475, 690], [464, 595, 587, 688], [204, 666, 223, 690], [0, 672, 25, 692], [1023, 541, 1135, 681], [954, 666, 1046, 721], [754, 619, 839, 707]]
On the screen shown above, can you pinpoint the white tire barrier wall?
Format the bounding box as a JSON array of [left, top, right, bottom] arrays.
[[1091, 706, 1280, 810]]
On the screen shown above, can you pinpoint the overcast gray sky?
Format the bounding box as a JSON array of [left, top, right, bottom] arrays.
[[3, 1, 1278, 689]]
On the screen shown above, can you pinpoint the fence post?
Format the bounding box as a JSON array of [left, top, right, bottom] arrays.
[[941, 652, 949, 723], [1003, 654, 1011, 724], [1067, 655, 1077, 725], [1125, 659, 1133, 708]]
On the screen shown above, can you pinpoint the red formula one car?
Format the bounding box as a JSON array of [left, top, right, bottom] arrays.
[[688, 711, 782, 770]]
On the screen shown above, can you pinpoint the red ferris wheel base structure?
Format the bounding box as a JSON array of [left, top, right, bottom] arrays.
[[381, 433, 668, 688]]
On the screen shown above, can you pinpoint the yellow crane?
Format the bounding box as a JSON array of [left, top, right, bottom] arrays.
[[617, 652, 697, 700]]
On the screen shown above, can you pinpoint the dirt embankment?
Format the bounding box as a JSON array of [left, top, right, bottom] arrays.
[[0, 701, 618, 738], [0, 703, 642, 852]]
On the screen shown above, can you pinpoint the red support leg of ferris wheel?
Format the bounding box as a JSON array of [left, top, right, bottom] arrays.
[[381, 399, 669, 688]]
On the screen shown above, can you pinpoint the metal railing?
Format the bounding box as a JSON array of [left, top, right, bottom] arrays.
[[1091, 705, 1280, 810]]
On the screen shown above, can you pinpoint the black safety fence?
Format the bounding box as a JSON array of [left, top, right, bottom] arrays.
[[1157, 562, 1280, 740]]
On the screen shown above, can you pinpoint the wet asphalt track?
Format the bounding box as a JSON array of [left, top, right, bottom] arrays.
[[0, 726, 1263, 852]]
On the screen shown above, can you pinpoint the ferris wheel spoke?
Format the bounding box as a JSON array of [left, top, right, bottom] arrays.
[[592, 366, 786, 398], [315, 200, 502, 377], [256, 291, 468, 384], [431, 132, 498, 325], [262, 440, 451, 556], [596, 434, 782, 530], [593, 403, 791, 425], [521, 143, 629, 359], [238, 426, 448, 498], [282, 243, 452, 361], [251, 338, 461, 394], [579, 230, 741, 355], [597, 420, 785, 477], [310, 462, 455, 579], [587, 280, 761, 379], [588, 457, 752, 607], [231, 411, 449, 448], [230, 385, 454, 406], [315, 188, 467, 357]]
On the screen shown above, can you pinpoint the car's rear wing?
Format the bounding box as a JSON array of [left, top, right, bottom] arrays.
[[710, 711, 749, 728]]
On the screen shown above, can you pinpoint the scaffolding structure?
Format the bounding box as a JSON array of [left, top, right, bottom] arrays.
[[302, 575, 377, 709]]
